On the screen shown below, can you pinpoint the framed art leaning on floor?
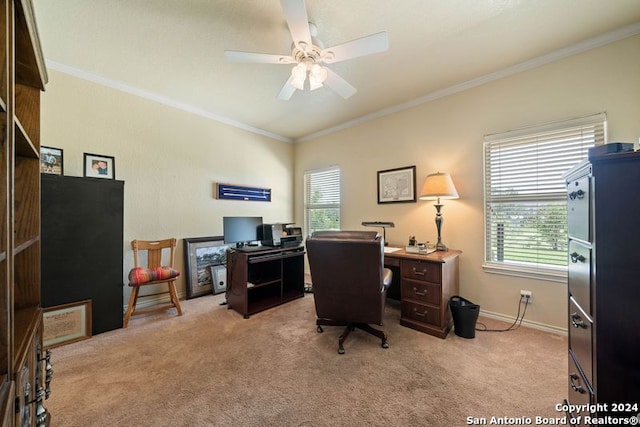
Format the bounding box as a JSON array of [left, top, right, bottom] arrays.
[[183, 236, 230, 298], [43, 300, 92, 349]]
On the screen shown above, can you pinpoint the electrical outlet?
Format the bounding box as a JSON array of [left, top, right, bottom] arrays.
[[520, 290, 532, 304]]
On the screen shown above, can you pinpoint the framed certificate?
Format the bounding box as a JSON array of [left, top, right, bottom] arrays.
[[43, 300, 92, 349]]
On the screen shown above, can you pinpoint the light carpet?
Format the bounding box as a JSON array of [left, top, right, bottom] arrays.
[[45, 293, 567, 426]]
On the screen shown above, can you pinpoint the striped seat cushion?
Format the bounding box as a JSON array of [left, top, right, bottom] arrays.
[[128, 266, 180, 286]]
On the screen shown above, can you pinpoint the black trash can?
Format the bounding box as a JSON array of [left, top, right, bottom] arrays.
[[449, 296, 480, 339]]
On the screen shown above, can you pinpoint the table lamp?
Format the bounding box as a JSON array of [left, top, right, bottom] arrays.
[[419, 172, 459, 251]]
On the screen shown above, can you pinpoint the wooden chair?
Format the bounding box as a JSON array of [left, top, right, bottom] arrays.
[[123, 238, 183, 327]]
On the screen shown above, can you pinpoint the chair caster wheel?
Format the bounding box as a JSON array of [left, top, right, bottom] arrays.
[[317, 325, 323, 333], [382, 341, 389, 349], [338, 347, 345, 355]]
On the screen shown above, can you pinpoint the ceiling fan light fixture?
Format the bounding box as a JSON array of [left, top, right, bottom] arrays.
[[310, 64, 327, 82], [309, 64, 327, 90], [291, 63, 307, 90], [309, 78, 323, 91], [226, 0, 389, 100]]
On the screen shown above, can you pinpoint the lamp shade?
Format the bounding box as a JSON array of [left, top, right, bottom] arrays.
[[419, 172, 459, 200]]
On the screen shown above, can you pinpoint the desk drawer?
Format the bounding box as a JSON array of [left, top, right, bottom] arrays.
[[402, 279, 441, 306], [401, 301, 441, 327], [401, 259, 441, 283], [384, 256, 400, 268]]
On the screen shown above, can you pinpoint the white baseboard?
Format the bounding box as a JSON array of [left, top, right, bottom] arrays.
[[479, 309, 567, 336], [122, 293, 568, 336]]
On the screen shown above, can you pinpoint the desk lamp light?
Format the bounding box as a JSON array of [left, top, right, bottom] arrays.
[[419, 172, 459, 251], [361, 221, 395, 246]]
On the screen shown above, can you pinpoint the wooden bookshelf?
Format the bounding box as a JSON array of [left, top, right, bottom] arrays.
[[0, 0, 49, 425]]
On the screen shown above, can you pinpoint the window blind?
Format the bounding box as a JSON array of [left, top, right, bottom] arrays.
[[304, 166, 341, 236], [484, 113, 606, 275]]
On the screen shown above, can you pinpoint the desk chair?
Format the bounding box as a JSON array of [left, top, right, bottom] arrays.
[[124, 238, 182, 327], [306, 231, 393, 354]]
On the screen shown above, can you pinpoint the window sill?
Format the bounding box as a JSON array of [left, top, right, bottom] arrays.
[[482, 262, 567, 283]]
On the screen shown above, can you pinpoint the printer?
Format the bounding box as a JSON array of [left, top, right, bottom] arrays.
[[260, 223, 302, 247], [259, 223, 284, 246]]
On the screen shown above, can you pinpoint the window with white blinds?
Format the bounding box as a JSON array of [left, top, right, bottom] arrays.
[[304, 166, 341, 237], [483, 113, 606, 281]]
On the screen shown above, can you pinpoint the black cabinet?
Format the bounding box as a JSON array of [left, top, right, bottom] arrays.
[[564, 150, 640, 422], [41, 175, 125, 334]]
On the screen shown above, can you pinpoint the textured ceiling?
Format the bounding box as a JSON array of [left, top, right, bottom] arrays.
[[33, 0, 640, 142]]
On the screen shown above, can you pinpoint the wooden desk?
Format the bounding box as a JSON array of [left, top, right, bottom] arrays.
[[226, 246, 305, 318], [384, 248, 461, 339]]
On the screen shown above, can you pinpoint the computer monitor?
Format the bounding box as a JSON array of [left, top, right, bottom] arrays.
[[223, 216, 263, 247]]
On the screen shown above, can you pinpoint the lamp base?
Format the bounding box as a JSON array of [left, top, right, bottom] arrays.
[[435, 242, 448, 251], [433, 203, 448, 251]]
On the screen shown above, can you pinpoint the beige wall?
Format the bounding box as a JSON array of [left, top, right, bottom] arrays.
[[41, 71, 295, 301], [294, 36, 640, 331], [41, 36, 639, 331]]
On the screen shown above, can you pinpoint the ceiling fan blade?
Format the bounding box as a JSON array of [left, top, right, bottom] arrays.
[[280, 0, 312, 50], [277, 75, 297, 100], [321, 31, 389, 64], [324, 68, 357, 99], [224, 50, 295, 64]]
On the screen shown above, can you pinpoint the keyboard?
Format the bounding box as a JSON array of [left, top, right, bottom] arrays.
[[236, 245, 266, 252]]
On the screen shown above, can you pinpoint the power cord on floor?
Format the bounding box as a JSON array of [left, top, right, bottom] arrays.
[[475, 294, 530, 332]]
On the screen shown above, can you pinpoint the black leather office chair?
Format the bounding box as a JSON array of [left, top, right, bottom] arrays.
[[305, 230, 393, 354]]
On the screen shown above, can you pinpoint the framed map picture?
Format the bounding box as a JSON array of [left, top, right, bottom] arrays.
[[377, 165, 416, 204]]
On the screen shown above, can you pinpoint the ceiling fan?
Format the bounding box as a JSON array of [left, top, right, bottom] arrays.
[[224, 0, 389, 100]]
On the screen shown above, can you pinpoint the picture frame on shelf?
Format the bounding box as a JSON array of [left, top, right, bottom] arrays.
[[84, 153, 115, 179], [377, 165, 416, 204], [40, 146, 63, 176], [43, 300, 92, 349], [183, 236, 230, 298]]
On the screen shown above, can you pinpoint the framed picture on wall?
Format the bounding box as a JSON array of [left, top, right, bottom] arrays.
[[84, 153, 115, 179], [40, 146, 63, 175], [183, 236, 231, 298], [377, 165, 416, 204]]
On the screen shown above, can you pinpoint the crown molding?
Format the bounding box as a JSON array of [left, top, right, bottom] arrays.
[[44, 60, 293, 144], [296, 22, 640, 143], [45, 22, 640, 144]]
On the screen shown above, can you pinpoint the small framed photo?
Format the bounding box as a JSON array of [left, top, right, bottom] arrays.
[[84, 153, 115, 179], [209, 265, 227, 294], [377, 165, 417, 204], [43, 300, 92, 349], [40, 146, 63, 175], [183, 236, 231, 298]]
